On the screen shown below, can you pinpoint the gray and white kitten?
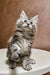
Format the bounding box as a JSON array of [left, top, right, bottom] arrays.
[[7, 10, 39, 71]]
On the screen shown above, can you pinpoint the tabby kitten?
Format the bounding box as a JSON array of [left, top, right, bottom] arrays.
[[7, 10, 39, 71]]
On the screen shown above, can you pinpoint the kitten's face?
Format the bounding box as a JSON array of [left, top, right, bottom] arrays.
[[16, 10, 39, 31]]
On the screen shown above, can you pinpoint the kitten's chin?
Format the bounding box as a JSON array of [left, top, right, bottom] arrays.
[[24, 27, 31, 31]]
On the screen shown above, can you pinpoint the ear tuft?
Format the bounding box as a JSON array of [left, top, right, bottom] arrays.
[[31, 15, 39, 30], [32, 15, 39, 26], [20, 10, 26, 19], [20, 10, 25, 15], [33, 15, 39, 22]]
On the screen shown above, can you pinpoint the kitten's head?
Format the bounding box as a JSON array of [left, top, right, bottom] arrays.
[[16, 10, 39, 31]]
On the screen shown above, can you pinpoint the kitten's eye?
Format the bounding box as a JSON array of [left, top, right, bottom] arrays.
[[24, 20, 27, 22], [30, 22, 33, 24]]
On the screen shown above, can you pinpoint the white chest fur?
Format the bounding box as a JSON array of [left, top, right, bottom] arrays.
[[20, 39, 30, 54]]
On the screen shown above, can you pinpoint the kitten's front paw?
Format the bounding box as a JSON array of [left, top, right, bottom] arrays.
[[23, 64, 32, 71], [22, 57, 36, 71], [9, 62, 16, 69], [29, 58, 36, 64], [9, 65, 16, 69]]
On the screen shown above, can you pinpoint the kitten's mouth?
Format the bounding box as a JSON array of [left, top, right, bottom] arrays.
[[25, 26, 29, 28], [24, 26, 30, 31]]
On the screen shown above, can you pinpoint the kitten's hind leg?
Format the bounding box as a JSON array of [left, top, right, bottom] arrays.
[[9, 60, 16, 69], [22, 57, 36, 71]]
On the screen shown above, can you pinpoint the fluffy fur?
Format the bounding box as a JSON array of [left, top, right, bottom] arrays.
[[7, 10, 39, 71]]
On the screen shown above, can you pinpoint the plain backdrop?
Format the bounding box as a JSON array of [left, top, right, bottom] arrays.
[[0, 0, 50, 52]]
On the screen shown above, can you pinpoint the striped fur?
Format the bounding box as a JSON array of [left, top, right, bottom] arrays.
[[7, 10, 38, 70]]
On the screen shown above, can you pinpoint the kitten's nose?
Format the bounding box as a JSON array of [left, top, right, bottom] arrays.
[[27, 23, 29, 26]]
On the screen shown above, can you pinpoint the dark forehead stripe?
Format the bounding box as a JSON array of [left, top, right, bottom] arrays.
[[28, 17, 31, 20]]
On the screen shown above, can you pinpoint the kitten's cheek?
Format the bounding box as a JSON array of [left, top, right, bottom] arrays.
[[22, 24, 27, 27]]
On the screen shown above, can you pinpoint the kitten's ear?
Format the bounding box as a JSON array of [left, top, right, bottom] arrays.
[[16, 10, 27, 24], [31, 15, 39, 26], [20, 10, 27, 19]]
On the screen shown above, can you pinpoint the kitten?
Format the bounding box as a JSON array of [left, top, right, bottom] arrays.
[[7, 10, 39, 71]]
